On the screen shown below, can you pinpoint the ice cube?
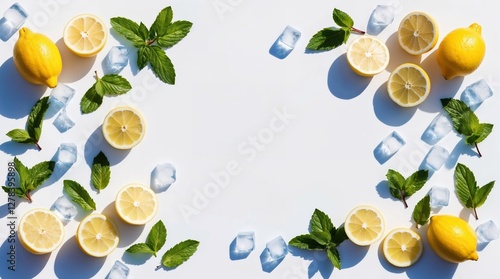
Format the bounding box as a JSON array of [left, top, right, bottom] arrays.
[[0, 3, 28, 42], [269, 25, 301, 59], [461, 79, 493, 107], [104, 46, 129, 74], [424, 145, 449, 171], [151, 163, 176, 192], [422, 114, 453, 145], [106, 260, 130, 279], [266, 236, 288, 260], [235, 232, 255, 253], [428, 186, 450, 207], [476, 220, 500, 244], [57, 143, 77, 165], [50, 195, 78, 224], [374, 131, 405, 163], [53, 109, 75, 133], [49, 83, 76, 114], [367, 5, 395, 35]]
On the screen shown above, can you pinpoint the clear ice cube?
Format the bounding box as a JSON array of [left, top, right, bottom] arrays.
[[0, 3, 28, 42], [266, 236, 288, 260], [367, 5, 395, 35], [50, 195, 78, 224], [424, 145, 449, 171], [422, 114, 453, 145], [235, 232, 255, 253], [104, 46, 129, 74], [476, 220, 500, 244], [49, 83, 76, 113], [106, 260, 130, 279], [270, 25, 301, 59], [53, 109, 75, 133], [374, 131, 405, 163], [461, 79, 493, 107], [151, 163, 176, 192], [428, 186, 450, 207], [57, 143, 77, 165]]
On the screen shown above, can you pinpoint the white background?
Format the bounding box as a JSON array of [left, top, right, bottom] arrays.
[[1, 0, 499, 278]]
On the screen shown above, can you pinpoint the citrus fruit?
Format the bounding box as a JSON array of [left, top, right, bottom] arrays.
[[18, 208, 65, 254], [427, 215, 478, 263], [344, 205, 385, 246], [63, 14, 108, 57], [13, 27, 62, 88], [102, 106, 146, 149], [397, 11, 439, 55], [387, 63, 431, 107], [346, 35, 390, 76], [115, 183, 159, 225], [76, 214, 119, 257], [436, 23, 486, 80], [382, 228, 423, 267]]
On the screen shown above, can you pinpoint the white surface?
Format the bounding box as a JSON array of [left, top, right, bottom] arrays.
[[1, 0, 500, 278]]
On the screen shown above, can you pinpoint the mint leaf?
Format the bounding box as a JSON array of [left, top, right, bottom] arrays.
[[386, 169, 428, 208], [91, 151, 111, 193], [160, 239, 199, 268], [150, 7, 173, 38], [137, 45, 151, 70], [146, 220, 167, 257], [63, 180, 96, 211], [306, 28, 346, 51], [310, 231, 331, 245], [147, 45, 175, 84], [126, 243, 155, 254], [6, 129, 34, 143], [80, 85, 103, 114], [454, 163, 495, 220], [289, 234, 324, 250], [4, 157, 54, 202], [332, 226, 348, 244], [327, 247, 341, 270], [110, 17, 146, 47], [156, 20, 193, 48], [332, 8, 354, 28], [7, 97, 49, 150], [412, 195, 431, 228], [310, 208, 334, 234], [138, 22, 149, 41], [96, 74, 132, 96]]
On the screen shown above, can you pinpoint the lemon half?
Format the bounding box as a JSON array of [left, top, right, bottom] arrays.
[[345, 205, 385, 246]]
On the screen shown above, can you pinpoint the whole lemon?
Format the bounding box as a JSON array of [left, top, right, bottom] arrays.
[[427, 215, 478, 263], [436, 23, 485, 80], [13, 27, 62, 88]]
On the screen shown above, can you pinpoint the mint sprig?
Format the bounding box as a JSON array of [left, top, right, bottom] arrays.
[[6, 96, 49, 150], [441, 98, 493, 157], [80, 71, 132, 114], [289, 209, 348, 270], [127, 220, 167, 257], [91, 151, 111, 193], [1, 157, 54, 202], [63, 180, 96, 211], [306, 8, 365, 51], [386, 169, 429, 208], [110, 6, 193, 84], [454, 163, 495, 220], [159, 239, 200, 269], [412, 195, 431, 228]]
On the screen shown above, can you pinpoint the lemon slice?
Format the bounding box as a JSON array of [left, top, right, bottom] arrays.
[[387, 63, 431, 107], [115, 183, 159, 225], [63, 14, 108, 57], [102, 106, 146, 149], [346, 35, 390, 76], [344, 205, 385, 246], [76, 214, 119, 257], [383, 228, 423, 267], [18, 208, 65, 254], [398, 11, 439, 55]]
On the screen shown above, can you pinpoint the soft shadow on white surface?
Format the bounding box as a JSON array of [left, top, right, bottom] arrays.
[[0, 238, 50, 279], [56, 38, 96, 83], [288, 246, 334, 278], [373, 82, 416, 126], [0, 141, 33, 156], [83, 126, 131, 167], [101, 201, 145, 248], [54, 236, 105, 279], [385, 32, 420, 73], [336, 241, 369, 269], [327, 54, 371, 100]]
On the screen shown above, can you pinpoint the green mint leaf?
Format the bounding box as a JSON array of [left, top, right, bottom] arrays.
[[473, 181, 495, 208], [332, 226, 348, 245], [27, 161, 55, 191], [146, 220, 167, 257], [327, 247, 341, 270], [80, 85, 103, 114], [27, 96, 49, 141], [126, 243, 155, 254], [386, 169, 428, 208], [310, 231, 331, 245], [412, 195, 431, 228], [2, 186, 27, 200], [110, 17, 146, 47], [288, 234, 325, 250], [138, 22, 149, 41], [332, 8, 354, 28], [96, 74, 132, 96], [306, 28, 346, 51], [6, 129, 34, 144], [156, 20, 193, 48], [310, 208, 334, 234], [91, 151, 111, 193], [404, 170, 429, 196], [137, 45, 151, 70], [386, 169, 405, 198], [14, 157, 29, 190], [473, 123, 493, 144], [63, 180, 96, 211], [150, 6, 173, 38], [148, 45, 175, 84], [161, 239, 199, 268]]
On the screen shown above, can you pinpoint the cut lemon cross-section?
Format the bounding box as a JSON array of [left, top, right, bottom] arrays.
[[76, 214, 119, 257], [18, 208, 65, 254], [115, 183, 159, 225], [102, 106, 146, 149], [346, 35, 390, 77], [398, 11, 439, 55], [63, 14, 108, 57], [345, 205, 385, 246], [387, 63, 431, 107], [383, 228, 423, 267]]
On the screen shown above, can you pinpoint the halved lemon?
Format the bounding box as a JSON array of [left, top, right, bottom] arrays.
[[63, 14, 108, 57], [18, 208, 65, 254], [382, 228, 423, 267], [102, 106, 146, 149], [387, 63, 431, 107], [346, 35, 390, 76], [115, 183, 159, 225], [344, 205, 385, 246], [398, 11, 439, 55], [76, 214, 119, 257]]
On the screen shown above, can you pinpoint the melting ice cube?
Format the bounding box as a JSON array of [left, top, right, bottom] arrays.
[[367, 5, 395, 35], [49, 83, 76, 115], [461, 79, 493, 107], [266, 236, 288, 260], [0, 3, 28, 42], [422, 114, 453, 145], [476, 220, 500, 244], [374, 131, 405, 163], [269, 25, 301, 59], [235, 232, 255, 253], [428, 186, 450, 208], [50, 195, 78, 224], [104, 46, 129, 74], [151, 163, 176, 193], [424, 145, 449, 171], [106, 260, 130, 279], [57, 143, 77, 165], [53, 109, 75, 133]]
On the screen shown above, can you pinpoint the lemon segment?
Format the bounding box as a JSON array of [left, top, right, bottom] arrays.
[[76, 214, 119, 257], [63, 14, 108, 57], [382, 228, 423, 267], [102, 106, 146, 149], [115, 183, 159, 225], [387, 63, 431, 107], [344, 205, 385, 246], [398, 12, 439, 55], [18, 208, 65, 254], [346, 35, 390, 77]]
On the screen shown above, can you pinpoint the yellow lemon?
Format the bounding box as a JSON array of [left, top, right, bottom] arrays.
[[18, 208, 65, 254], [76, 214, 119, 257], [102, 106, 146, 149], [63, 14, 108, 57], [115, 183, 159, 225], [13, 27, 62, 88], [344, 205, 385, 246], [398, 11, 439, 55], [387, 63, 431, 107], [436, 23, 486, 80], [427, 215, 478, 263], [382, 228, 423, 267], [346, 35, 390, 77]]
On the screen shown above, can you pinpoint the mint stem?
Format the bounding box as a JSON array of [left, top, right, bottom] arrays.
[[475, 142, 482, 158], [35, 142, 42, 151], [473, 208, 479, 220], [95, 70, 100, 80], [147, 39, 156, 46], [155, 264, 162, 270], [402, 194, 408, 209], [350, 27, 365, 35], [26, 191, 32, 203]]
